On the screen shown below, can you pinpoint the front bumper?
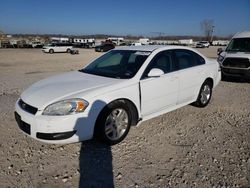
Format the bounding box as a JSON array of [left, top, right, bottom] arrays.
[[221, 67, 250, 78], [14, 99, 95, 144]]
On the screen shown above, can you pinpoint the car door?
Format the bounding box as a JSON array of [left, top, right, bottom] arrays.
[[54, 43, 61, 52], [173, 49, 206, 104], [60, 43, 67, 52], [140, 50, 179, 117]]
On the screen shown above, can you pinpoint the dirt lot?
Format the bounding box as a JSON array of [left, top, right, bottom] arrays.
[[0, 47, 249, 188]]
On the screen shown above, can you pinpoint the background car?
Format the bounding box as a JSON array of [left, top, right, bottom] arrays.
[[217, 31, 250, 79], [130, 42, 142, 46], [95, 43, 115, 52], [196, 41, 210, 48], [31, 41, 43, 48], [42, 43, 73, 53]]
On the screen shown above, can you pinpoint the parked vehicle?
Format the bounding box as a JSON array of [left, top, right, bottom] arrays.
[[42, 43, 73, 53], [70, 49, 79, 55], [107, 37, 124, 46], [31, 41, 43, 48], [130, 42, 142, 46], [15, 45, 221, 145], [196, 41, 210, 48], [72, 38, 95, 48], [95, 43, 115, 52], [217, 31, 250, 79], [139, 38, 150, 45], [212, 40, 229, 46], [179, 39, 194, 46]]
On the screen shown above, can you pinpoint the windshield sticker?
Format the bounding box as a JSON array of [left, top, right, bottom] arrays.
[[134, 51, 151, 56]]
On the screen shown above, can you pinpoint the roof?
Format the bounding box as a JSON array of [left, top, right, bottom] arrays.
[[233, 31, 250, 38], [114, 45, 207, 59], [115, 45, 191, 52]]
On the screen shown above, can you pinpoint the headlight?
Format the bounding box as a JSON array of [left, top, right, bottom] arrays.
[[217, 55, 224, 63], [42, 99, 88, 116]]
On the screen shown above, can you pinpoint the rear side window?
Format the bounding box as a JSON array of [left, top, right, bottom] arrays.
[[195, 53, 205, 65], [174, 49, 205, 70]]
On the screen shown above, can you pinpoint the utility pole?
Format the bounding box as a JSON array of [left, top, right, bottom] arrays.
[[210, 26, 215, 44], [150, 32, 165, 38]]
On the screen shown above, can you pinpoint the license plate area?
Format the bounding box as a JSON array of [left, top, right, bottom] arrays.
[[14, 112, 31, 135]]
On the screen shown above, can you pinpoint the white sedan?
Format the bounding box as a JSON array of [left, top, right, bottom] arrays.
[[15, 45, 221, 145]]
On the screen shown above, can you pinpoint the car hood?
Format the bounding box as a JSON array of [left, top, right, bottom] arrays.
[[222, 51, 250, 59], [21, 71, 121, 109]]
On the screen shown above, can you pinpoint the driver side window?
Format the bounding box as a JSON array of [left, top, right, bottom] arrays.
[[142, 50, 173, 78]]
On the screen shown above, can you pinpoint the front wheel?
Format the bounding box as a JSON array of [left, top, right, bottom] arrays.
[[193, 81, 213, 107], [95, 101, 131, 145], [66, 48, 71, 53]]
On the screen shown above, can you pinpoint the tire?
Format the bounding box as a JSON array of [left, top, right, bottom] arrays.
[[49, 49, 54, 54], [94, 100, 132, 145], [66, 48, 71, 53], [193, 80, 213, 107]]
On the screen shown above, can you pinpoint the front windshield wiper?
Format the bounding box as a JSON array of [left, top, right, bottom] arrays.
[[79, 69, 125, 79]]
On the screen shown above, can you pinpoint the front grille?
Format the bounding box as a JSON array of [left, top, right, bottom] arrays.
[[15, 112, 31, 135], [18, 99, 38, 115], [222, 58, 250, 68]]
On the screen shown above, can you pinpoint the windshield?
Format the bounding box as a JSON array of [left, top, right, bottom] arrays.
[[226, 38, 250, 52], [80, 50, 150, 79], [45, 43, 55, 47]]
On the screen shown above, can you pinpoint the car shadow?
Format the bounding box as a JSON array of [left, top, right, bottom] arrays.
[[74, 100, 114, 188], [78, 140, 114, 188]]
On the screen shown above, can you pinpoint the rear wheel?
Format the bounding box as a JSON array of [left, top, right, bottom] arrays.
[[95, 101, 131, 145], [66, 48, 71, 53], [193, 80, 213, 107]]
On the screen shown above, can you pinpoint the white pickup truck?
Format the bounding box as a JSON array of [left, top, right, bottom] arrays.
[[217, 31, 250, 79]]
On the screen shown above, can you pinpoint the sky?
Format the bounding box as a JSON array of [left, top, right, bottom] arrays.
[[0, 0, 249, 37]]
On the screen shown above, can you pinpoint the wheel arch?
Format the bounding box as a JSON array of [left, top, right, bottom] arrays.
[[204, 77, 214, 88], [97, 98, 139, 125]]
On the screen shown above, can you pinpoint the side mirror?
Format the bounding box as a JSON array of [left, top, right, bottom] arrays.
[[217, 48, 223, 55], [147, 68, 164, 77]]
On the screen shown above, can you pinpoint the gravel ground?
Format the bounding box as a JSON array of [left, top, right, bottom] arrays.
[[0, 47, 249, 188]]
